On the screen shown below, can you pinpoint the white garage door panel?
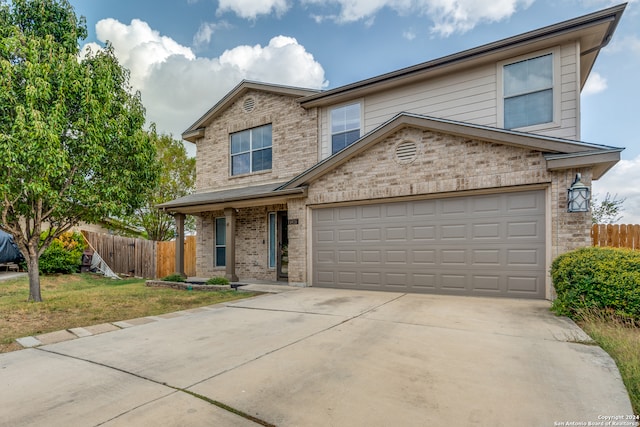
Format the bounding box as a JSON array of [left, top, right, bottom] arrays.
[[312, 190, 546, 298]]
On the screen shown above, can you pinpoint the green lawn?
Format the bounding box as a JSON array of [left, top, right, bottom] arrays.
[[0, 273, 256, 353]]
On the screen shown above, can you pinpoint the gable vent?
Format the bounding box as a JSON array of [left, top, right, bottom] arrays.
[[395, 141, 418, 164], [243, 97, 256, 113]]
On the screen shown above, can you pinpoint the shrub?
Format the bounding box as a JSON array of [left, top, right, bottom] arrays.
[[551, 247, 640, 321], [39, 232, 86, 275], [162, 273, 186, 282], [206, 276, 230, 286]]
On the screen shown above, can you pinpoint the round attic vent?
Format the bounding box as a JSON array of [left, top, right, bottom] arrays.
[[395, 141, 418, 164], [242, 97, 256, 113]]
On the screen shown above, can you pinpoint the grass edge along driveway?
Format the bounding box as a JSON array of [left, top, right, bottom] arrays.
[[0, 273, 256, 353]]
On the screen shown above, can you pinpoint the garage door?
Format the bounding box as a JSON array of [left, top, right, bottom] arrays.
[[312, 190, 546, 298]]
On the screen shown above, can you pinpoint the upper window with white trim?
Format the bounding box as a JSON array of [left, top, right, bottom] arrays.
[[230, 124, 272, 176], [502, 53, 554, 130], [331, 103, 361, 154]]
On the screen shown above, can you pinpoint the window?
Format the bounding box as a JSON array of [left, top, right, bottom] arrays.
[[231, 124, 272, 175], [331, 103, 360, 154], [268, 212, 276, 269], [215, 217, 226, 267], [503, 53, 553, 129]]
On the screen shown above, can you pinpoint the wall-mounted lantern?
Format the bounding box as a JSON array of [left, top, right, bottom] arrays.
[[567, 173, 590, 212]]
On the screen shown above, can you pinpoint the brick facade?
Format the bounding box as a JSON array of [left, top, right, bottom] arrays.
[[197, 203, 289, 279], [195, 90, 318, 193]]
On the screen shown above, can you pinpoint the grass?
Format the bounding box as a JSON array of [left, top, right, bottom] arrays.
[[0, 273, 257, 354], [577, 310, 640, 416]]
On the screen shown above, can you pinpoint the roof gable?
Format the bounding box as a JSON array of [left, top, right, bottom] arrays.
[[182, 80, 320, 142], [279, 113, 623, 189]]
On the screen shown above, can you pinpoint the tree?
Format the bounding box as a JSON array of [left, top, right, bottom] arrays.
[[591, 192, 625, 224], [0, 0, 159, 302], [122, 127, 196, 241]]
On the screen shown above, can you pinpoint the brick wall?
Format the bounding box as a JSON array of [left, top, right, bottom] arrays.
[[195, 90, 318, 193], [196, 204, 288, 280]]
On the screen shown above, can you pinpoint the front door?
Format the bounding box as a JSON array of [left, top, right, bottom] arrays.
[[277, 212, 288, 280]]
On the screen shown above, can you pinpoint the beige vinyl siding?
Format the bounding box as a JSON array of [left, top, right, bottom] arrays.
[[364, 67, 497, 131], [319, 67, 497, 160], [535, 43, 580, 140], [318, 42, 581, 159]]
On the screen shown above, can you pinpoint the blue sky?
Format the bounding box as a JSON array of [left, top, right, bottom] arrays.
[[69, 0, 640, 222]]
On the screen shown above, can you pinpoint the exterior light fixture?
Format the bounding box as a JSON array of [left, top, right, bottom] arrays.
[[567, 173, 590, 213]]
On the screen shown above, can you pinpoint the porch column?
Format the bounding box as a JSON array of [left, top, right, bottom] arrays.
[[174, 213, 186, 278], [224, 208, 239, 282]]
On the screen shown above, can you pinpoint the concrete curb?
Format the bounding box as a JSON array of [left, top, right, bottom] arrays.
[[14, 303, 224, 349]]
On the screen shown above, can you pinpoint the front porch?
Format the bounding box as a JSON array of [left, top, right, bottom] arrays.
[[158, 182, 308, 286]]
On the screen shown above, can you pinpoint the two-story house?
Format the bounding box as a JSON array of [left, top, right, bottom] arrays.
[[159, 4, 626, 300]]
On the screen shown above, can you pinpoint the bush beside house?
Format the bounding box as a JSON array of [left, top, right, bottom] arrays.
[[551, 247, 640, 321]]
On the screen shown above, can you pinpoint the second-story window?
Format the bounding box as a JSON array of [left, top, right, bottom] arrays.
[[503, 53, 553, 129], [231, 124, 272, 176], [331, 103, 360, 154]]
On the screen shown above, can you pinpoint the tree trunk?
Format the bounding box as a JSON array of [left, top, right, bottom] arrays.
[[26, 244, 42, 302]]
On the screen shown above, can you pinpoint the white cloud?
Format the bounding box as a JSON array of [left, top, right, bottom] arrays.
[[302, 0, 534, 36], [593, 155, 640, 224], [403, 29, 416, 40], [583, 72, 608, 96], [193, 21, 232, 46], [427, 0, 535, 36], [83, 19, 327, 147], [217, 0, 290, 19], [606, 35, 640, 55], [213, 0, 533, 35], [94, 19, 195, 89]]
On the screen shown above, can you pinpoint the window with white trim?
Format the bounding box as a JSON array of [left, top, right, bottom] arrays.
[[215, 217, 226, 267], [502, 53, 554, 129], [331, 103, 360, 154], [230, 124, 272, 175]]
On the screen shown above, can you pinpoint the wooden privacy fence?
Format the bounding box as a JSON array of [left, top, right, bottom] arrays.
[[82, 231, 196, 279], [156, 236, 196, 278], [591, 224, 640, 250]]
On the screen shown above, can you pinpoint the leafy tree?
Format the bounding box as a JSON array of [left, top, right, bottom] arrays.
[[0, 0, 159, 302], [122, 127, 196, 241], [591, 192, 626, 224]]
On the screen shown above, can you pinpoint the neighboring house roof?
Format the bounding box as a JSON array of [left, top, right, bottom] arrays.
[[156, 182, 307, 214], [182, 81, 321, 142], [298, 4, 626, 108], [278, 113, 623, 190]]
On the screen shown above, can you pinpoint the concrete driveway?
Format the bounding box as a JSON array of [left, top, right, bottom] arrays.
[[0, 287, 633, 426]]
